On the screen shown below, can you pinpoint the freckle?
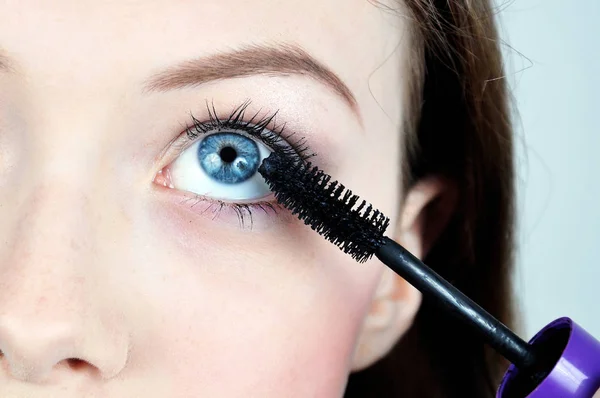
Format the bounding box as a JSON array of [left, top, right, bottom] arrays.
[[70, 238, 80, 250], [37, 296, 47, 306]]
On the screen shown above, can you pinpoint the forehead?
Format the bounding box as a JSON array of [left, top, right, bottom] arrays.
[[0, 0, 409, 107]]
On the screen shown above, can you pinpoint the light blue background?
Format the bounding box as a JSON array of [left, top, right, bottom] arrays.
[[498, 0, 600, 339]]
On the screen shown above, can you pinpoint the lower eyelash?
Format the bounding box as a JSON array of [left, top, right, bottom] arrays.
[[180, 194, 283, 230]]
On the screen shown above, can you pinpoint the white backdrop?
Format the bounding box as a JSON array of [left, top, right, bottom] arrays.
[[497, 0, 600, 339]]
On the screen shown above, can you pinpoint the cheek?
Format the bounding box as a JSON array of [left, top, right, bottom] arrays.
[[119, 199, 381, 397]]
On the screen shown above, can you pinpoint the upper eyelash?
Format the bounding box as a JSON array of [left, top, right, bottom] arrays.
[[185, 99, 315, 163]]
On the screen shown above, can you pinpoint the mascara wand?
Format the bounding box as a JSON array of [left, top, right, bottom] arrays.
[[258, 152, 600, 398]]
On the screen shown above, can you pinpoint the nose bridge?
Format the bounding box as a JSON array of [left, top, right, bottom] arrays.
[[3, 100, 111, 275], [5, 177, 94, 282]]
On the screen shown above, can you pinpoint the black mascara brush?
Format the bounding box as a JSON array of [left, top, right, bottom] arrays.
[[258, 152, 600, 398]]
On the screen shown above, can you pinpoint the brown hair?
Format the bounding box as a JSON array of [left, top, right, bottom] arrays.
[[344, 0, 515, 397]]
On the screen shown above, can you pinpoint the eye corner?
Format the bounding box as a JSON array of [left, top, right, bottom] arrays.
[[153, 167, 175, 189]]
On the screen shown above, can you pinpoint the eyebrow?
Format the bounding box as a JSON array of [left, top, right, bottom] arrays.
[[144, 43, 360, 118]]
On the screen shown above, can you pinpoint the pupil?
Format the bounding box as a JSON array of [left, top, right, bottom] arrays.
[[220, 146, 237, 163]]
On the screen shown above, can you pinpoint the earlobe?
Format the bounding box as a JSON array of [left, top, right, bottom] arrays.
[[350, 267, 422, 371], [350, 175, 457, 371]]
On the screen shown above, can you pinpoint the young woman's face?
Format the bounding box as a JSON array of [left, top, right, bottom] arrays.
[[0, 1, 414, 396]]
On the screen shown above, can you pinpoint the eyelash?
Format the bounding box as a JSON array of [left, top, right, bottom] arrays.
[[172, 100, 315, 229], [186, 100, 313, 163]]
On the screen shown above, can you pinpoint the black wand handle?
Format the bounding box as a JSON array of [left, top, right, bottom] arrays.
[[375, 236, 536, 371]]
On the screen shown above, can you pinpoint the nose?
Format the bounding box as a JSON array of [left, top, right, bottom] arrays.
[[0, 183, 130, 384], [0, 313, 127, 383]]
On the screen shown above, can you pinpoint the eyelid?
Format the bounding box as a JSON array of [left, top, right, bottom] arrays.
[[189, 100, 313, 161], [159, 100, 315, 172], [154, 180, 291, 230]]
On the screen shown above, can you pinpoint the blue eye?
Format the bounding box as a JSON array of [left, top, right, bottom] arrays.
[[197, 132, 260, 184], [168, 131, 272, 201]]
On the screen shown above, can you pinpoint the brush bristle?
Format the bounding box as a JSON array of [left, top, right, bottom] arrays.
[[258, 152, 390, 263]]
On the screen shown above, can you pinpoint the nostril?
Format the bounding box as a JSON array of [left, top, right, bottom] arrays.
[[66, 358, 87, 370]]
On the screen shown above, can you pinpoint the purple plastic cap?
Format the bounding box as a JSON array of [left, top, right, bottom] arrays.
[[497, 317, 600, 397]]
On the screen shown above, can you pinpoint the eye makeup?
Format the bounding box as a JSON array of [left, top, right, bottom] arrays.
[[153, 100, 316, 229], [185, 100, 314, 164]]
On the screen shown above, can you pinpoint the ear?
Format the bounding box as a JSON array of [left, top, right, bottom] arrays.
[[351, 175, 458, 371]]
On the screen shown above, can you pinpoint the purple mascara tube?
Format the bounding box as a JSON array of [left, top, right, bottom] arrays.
[[497, 317, 600, 397]]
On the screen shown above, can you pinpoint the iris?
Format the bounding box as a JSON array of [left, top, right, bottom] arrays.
[[197, 132, 260, 184]]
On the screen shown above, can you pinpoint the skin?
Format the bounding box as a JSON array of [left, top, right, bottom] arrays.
[[0, 1, 452, 397]]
